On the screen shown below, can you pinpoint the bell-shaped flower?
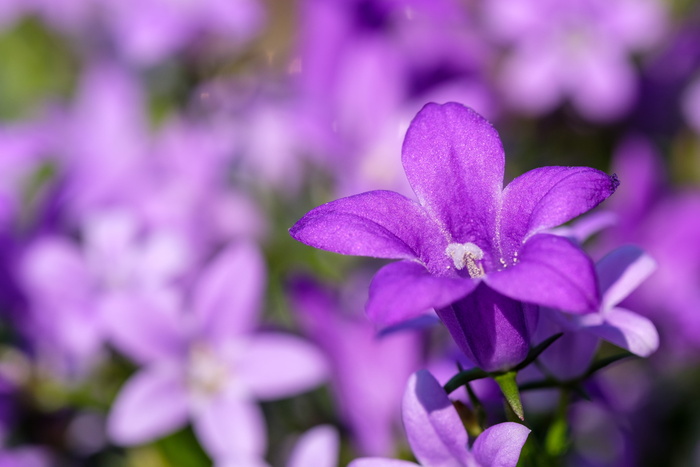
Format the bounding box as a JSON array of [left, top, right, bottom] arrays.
[[538, 245, 659, 380], [349, 369, 531, 467], [105, 243, 328, 464], [291, 102, 617, 370]]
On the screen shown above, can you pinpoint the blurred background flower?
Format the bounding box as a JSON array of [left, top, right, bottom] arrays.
[[0, 0, 699, 466]]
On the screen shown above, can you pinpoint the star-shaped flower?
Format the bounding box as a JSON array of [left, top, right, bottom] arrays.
[[105, 243, 327, 464], [291, 102, 617, 331]]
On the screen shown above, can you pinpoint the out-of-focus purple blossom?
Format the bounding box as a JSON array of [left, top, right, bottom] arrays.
[[483, 0, 667, 122], [537, 246, 659, 380], [17, 236, 105, 374], [202, 83, 315, 196], [567, 400, 635, 467], [682, 76, 700, 134], [0, 446, 51, 467], [295, 0, 496, 196], [291, 102, 617, 371], [99, 0, 264, 64], [137, 117, 263, 247], [286, 425, 339, 467], [106, 243, 328, 464], [599, 137, 700, 356], [218, 425, 339, 467], [17, 208, 192, 375], [59, 61, 148, 219], [289, 275, 422, 456], [633, 23, 700, 136], [59, 62, 262, 249], [349, 369, 531, 467]]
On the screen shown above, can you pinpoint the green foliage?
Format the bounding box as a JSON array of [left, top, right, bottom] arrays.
[[0, 18, 77, 120]]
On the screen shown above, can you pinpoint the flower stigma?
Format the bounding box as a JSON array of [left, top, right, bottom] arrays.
[[445, 242, 485, 278]]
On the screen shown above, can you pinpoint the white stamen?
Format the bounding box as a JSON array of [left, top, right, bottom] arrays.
[[445, 242, 485, 278]]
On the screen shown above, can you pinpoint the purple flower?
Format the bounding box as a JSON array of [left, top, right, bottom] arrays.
[[289, 275, 422, 456], [537, 245, 659, 380], [105, 243, 327, 464], [60, 62, 148, 218], [0, 447, 51, 467], [598, 137, 700, 356], [294, 0, 496, 196], [291, 102, 617, 370], [483, 0, 667, 122], [17, 209, 192, 375], [349, 369, 530, 467], [99, 0, 264, 65]]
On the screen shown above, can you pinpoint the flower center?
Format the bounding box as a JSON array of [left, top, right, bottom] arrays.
[[187, 343, 229, 398], [445, 242, 485, 278]]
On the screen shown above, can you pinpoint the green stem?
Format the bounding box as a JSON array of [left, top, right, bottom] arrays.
[[544, 389, 571, 459], [443, 367, 489, 394], [494, 371, 524, 421]]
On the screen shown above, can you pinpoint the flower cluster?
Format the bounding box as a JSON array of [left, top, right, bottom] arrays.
[[0, 0, 699, 466]]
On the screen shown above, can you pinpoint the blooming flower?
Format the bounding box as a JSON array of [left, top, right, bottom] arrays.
[[483, 0, 667, 121], [105, 243, 327, 464], [537, 245, 659, 380], [291, 102, 617, 370], [17, 209, 191, 375], [349, 369, 531, 467], [599, 137, 700, 355]]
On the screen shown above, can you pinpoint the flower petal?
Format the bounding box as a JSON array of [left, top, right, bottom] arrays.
[[549, 211, 617, 244], [472, 422, 531, 467], [107, 364, 189, 446], [192, 392, 266, 462], [596, 245, 657, 311], [582, 307, 659, 357], [402, 102, 503, 248], [287, 425, 339, 467], [237, 333, 328, 400], [367, 261, 478, 328], [290, 190, 445, 265], [193, 242, 265, 341], [402, 370, 471, 466], [500, 166, 618, 254], [485, 234, 599, 312], [101, 292, 186, 365], [536, 309, 599, 380]]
